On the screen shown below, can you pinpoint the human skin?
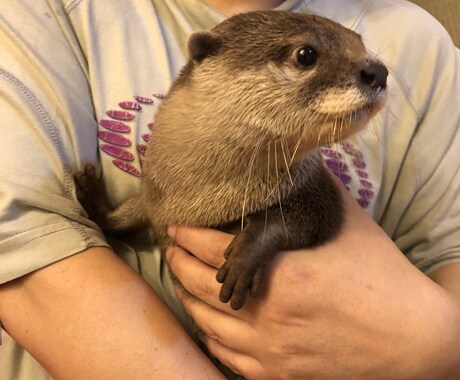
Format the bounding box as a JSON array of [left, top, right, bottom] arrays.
[[1, 1, 458, 379], [168, 5, 460, 378], [0, 4, 287, 380], [0, 247, 225, 379], [166, 181, 460, 379], [201, 0, 286, 15]]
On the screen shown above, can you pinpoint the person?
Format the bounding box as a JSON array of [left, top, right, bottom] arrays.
[[0, 0, 459, 379]]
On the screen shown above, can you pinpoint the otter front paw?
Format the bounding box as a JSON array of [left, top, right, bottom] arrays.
[[74, 164, 111, 226], [216, 226, 280, 310]]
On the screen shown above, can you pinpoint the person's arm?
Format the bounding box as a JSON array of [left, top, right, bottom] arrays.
[[166, 185, 460, 380], [0, 246, 224, 380], [429, 263, 460, 303]]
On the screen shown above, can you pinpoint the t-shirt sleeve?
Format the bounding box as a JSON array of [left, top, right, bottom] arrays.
[[397, 103, 460, 274], [0, 3, 109, 284], [380, 6, 460, 273]]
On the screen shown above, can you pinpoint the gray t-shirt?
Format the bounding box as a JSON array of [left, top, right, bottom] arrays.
[[1, 0, 459, 378]]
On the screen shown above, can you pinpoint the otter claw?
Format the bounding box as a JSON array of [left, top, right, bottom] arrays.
[[74, 164, 111, 226], [216, 230, 277, 310]]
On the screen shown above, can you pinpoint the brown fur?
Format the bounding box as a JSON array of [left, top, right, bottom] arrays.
[[75, 11, 387, 311]]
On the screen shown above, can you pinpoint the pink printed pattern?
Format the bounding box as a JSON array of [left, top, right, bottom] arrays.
[[98, 131, 131, 146], [100, 97, 374, 209], [100, 119, 131, 132], [106, 109, 136, 120], [135, 96, 154, 104], [98, 93, 165, 177], [119, 101, 142, 110], [100, 144, 135, 161], [321, 142, 374, 209]]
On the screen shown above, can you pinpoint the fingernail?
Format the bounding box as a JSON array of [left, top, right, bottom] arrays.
[[165, 246, 173, 262], [167, 225, 177, 240], [196, 331, 206, 343], [174, 284, 182, 296]]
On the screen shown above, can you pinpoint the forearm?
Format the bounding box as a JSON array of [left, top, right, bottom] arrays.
[[428, 263, 460, 380], [429, 262, 460, 302], [0, 247, 223, 380]]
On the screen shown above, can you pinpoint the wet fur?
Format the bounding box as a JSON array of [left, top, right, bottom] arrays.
[[75, 11, 387, 310]]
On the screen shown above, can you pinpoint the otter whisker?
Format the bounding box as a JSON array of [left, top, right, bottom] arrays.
[[241, 139, 262, 230], [337, 117, 343, 144], [265, 140, 284, 202], [262, 141, 272, 242], [280, 138, 294, 186], [357, 109, 386, 158], [372, 111, 386, 145], [289, 130, 304, 168], [316, 121, 324, 148], [267, 140, 289, 201], [350, 0, 374, 32], [266, 140, 271, 201], [264, 186, 278, 202], [333, 115, 339, 143], [325, 122, 332, 147], [344, 113, 351, 141], [274, 141, 289, 240], [277, 190, 289, 240], [274, 141, 280, 189], [328, 111, 339, 146], [322, 113, 335, 147]]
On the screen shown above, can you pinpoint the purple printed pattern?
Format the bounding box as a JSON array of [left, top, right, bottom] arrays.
[[135, 95, 154, 104], [321, 141, 374, 209], [98, 131, 131, 146], [98, 94, 165, 177], [100, 97, 374, 209], [100, 119, 131, 133], [113, 160, 142, 177], [100, 144, 135, 161], [106, 109, 136, 120], [119, 101, 142, 110], [137, 144, 148, 156]]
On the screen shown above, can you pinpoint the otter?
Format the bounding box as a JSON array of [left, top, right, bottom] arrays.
[[75, 10, 388, 310]]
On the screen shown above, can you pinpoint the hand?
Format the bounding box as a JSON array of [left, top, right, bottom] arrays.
[[166, 186, 460, 380]]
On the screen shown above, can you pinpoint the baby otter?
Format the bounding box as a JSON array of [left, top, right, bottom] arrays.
[[75, 10, 388, 310]]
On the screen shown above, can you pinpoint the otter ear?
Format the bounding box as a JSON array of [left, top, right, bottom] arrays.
[[188, 31, 221, 63]]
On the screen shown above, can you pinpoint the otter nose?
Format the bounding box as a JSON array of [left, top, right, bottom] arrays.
[[360, 62, 388, 90]]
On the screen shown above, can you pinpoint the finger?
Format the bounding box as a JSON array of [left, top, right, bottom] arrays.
[[167, 245, 239, 313], [200, 334, 264, 380], [167, 225, 233, 268], [177, 286, 258, 354]]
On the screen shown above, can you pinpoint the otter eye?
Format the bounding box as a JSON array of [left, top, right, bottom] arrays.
[[296, 46, 318, 68]]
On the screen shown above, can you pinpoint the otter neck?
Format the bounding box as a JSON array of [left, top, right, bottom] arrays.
[[204, 135, 313, 189]]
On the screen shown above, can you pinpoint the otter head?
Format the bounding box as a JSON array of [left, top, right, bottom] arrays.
[[174, 11, 387, 162]]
